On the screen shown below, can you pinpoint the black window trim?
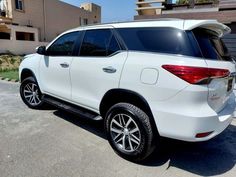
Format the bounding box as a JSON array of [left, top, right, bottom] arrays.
[[113, 28, 128, 51], [77, 28, 126, 58], [73, 30, 85, 57], [46, 31, 82, 57], [186, 30, 204, 58]]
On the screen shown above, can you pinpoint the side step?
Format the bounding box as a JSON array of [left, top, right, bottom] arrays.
[[43, 95, 102, 121]]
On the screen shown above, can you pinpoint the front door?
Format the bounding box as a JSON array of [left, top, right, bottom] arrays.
[[39, 31, 81, 100]]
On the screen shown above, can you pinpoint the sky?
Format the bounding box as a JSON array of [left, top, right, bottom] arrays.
[[61, 0, 137, 23]]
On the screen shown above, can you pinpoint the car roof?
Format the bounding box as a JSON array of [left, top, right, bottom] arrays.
[[67, 19, 229, 37], [67, 19, 229, 34]]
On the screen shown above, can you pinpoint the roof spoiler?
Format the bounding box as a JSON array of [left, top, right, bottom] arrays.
[[184, 20, 231, 37]]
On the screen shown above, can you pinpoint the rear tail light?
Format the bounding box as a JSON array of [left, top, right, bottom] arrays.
[[162, 65, 230, 85]]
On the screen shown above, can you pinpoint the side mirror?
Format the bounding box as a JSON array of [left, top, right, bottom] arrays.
[[37, 46, 47, 55]]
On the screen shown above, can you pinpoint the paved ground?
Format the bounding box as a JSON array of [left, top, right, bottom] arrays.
[[0, 80, 236, 177]]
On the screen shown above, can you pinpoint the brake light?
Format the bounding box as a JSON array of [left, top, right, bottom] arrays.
[[162, 65, 230, 84]]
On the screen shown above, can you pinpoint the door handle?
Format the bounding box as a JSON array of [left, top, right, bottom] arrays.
[[60, 63, 69, 68], [103, 66, 117, 73]]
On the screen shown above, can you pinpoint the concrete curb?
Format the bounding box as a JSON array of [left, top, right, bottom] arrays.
[[0, 77, 19, 83]]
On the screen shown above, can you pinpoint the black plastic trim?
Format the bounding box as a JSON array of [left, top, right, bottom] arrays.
[[20, 68, 37, 83], [43, 94, 100, 120]]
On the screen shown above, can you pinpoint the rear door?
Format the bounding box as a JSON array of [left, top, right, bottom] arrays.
[[70, 28, 128, 111], [192, 28, 236, 113]]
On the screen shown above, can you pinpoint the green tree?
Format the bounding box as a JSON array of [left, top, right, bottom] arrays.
[[177, 0, 189, 5]]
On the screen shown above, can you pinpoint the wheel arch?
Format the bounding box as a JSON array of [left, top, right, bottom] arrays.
[[20, 68, 37, 83], [100, 89, 159, 136]]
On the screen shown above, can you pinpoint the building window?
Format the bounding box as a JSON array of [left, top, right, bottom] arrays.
[[15, 0, 24, 11], [16, 32, 35, 41], [83, 18, 88, 25], [0, 32, 10, 40]]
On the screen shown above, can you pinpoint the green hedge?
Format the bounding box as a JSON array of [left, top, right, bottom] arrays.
[[0, 54, 23, 71]]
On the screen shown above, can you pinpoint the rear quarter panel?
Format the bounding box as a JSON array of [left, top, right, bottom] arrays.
[[119, 51, 208, 102]]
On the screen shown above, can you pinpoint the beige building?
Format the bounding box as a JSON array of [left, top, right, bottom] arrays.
[[135, 0, 236, 57], [136, 0, 165, 16], [0, 0, 101, 54]]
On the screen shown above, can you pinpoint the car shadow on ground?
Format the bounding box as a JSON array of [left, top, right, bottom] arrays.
[[53, 109, 236, 176], [53, 109, 106, 139], [143, 125, 236, 176]]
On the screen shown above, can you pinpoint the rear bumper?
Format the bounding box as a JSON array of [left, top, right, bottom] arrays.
[[150, 93, 236, 142]]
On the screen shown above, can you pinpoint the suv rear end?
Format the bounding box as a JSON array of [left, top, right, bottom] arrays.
[[118, 20, 236, 142]]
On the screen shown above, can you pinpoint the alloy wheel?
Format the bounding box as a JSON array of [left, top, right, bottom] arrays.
[[23, 83, 42, 106], [110, 113, 141, 152]]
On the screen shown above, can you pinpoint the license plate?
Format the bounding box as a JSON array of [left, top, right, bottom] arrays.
[[227, 77, 234, 92]]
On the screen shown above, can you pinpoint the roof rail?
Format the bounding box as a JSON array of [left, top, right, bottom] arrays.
[[75, 18, 183, 29]]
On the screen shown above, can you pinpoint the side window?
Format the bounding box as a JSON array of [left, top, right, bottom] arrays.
[[47, 32, 80, 56], [117, 27, 198, 57], [80, 29, 120, 57]]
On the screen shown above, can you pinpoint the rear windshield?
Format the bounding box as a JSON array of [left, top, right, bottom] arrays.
[[117, 27, 201, 57], [193, 28, 232, 61]]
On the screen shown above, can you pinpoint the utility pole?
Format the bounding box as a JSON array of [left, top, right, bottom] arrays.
[[43, 0, 46, 41]]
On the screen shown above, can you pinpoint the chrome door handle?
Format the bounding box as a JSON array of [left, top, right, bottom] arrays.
[[103, 66, 117, 73], [60, 63, 69, 68]]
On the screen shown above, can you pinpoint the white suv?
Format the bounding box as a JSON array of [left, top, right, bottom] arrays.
[[19, 19, 236, 162]]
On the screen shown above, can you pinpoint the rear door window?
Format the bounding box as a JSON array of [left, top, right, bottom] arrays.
[[80, 29, 120, 57], [193, 28, 232, 61]]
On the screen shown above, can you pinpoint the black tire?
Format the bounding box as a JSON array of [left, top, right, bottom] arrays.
[[105, 103, 157, 162], [20, 77, 45, 109]]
